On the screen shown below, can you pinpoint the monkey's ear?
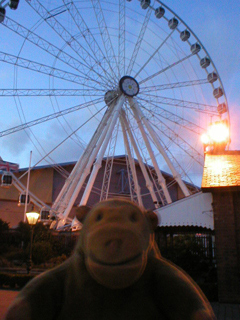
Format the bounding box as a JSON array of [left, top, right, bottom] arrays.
[[75, 205, 91, 223], [146, 210, 159, 231]]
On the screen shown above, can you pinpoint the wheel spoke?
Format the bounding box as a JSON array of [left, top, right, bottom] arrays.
[[126, 5, 152, 75], [138, 98, 205, 135], [141, 79, 209, 92], [91, 0, 119, 78], [118, 0, 126, 77], [128, 97, 191, 197], [147, 113, 204, 166], [134, 29, 175, 78], [62, 0, 116, 84], [2, 16, 103, 80], [139, 92, 218, 115], [129, 98, 172, 204], [139, 53, 194, 85], [0, 97, 103, 138], [120, 114, 143, 206], [26, 0, 111, 88], [0, 51, 102, 87], [100, 120, 120, 201], [124, 108, 170, 206], [120, 109, 159, 207], [30, 103, 108, 199], [0, 88, 104, 96], [52, 96, 125, 226]]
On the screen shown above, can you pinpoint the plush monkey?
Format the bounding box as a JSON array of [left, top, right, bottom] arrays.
[[5, 199, 216, 320]]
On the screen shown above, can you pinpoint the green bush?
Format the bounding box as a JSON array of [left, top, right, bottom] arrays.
[[48, 254, 67, 265], [0, 243, 10, 255], [32, 241, 53, 264], [16, 222, 31, 249], [33, 223, 53, 243], [161, 235, 210, 279], [0, 257, 12, 268], [38, 254, 67, 269], [3, 247, 28, 265], [0, 219, 9, 233]]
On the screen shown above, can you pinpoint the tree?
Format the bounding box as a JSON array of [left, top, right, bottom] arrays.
[[33, 222, 53, 243], [16, 221, 31, 249], [0, 218, 9, 233], [0, 218, 10, 254]]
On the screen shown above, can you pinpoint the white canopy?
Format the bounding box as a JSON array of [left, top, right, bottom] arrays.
[[155, 192, 214, 230]]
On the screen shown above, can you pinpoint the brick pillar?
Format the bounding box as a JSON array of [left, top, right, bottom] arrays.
[[212, 191, 240, 303]]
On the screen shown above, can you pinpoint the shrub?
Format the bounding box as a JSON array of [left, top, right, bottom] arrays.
[[0, 219, 9, 233], [0, 257, 12, 268], [0, 273, 35, 289], [3, 247, 27, 264], [38, 254, 67, 269], [16, 222, 31, 248], [32, 241, 53, 264]]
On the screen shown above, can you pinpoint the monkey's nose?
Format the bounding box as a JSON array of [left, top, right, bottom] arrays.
[[105, 239, 122, 255]]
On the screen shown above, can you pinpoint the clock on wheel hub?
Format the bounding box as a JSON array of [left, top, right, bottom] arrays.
[[119, 76, 139, 97]]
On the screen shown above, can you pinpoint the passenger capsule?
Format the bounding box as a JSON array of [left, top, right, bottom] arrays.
[[9, 0, 19, 10], [217, 103, 227, 114], [207, 72, 218, 83], [141, 0, 150, 9], [213, 87, 223, 99], [155, 7, 165, 19], [180, 30, 190, 41], [40, 209, 50, 221], [0, 7, 6, 23], [191, 43, 201, 54], [1, 174, 12, 187], [18, 193, 30, 205], [168, 18, 178, 30], [200, 57, 211, 68]]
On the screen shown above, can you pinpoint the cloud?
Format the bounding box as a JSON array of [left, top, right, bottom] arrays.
[[1, 129, 31, 157]]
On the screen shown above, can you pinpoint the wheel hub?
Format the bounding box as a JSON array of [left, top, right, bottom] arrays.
[[104, 76, 139, 106], [119, 76, 139, 97]]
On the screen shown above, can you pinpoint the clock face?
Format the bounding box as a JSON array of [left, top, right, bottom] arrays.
[[119, 76, 139, 97]]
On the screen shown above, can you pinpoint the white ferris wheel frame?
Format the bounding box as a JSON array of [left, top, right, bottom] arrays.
[[0, 0, 230, 230]]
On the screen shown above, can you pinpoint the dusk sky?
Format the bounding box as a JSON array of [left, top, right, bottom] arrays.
[[167, 0, 240, 150], [0, 0, 239, 188]]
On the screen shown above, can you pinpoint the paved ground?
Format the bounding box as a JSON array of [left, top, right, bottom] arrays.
[[0, 290, 18, 320], [211, 302, 240, 320], [0, 290, 240, 320]]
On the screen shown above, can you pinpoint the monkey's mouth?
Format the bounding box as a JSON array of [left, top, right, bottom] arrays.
[[89, 252, 142, 267]]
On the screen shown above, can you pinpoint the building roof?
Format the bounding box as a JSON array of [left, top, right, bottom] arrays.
[[201, 151, 240, 191]]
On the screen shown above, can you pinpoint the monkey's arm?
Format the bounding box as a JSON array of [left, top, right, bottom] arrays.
[[152, 257, 216, 320], [4, 259, 70, 320]]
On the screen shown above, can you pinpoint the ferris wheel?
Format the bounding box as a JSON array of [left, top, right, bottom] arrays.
[[0, 0, 230, 230]]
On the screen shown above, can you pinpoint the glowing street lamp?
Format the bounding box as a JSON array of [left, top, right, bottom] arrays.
[[208, 122, 229, 143], [26, 211, 40, 226], [201, 121, 230, 153], [26, 210, 40, 274]]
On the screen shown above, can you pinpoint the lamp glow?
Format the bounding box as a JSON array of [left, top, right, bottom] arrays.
[[208, 122, 229, 143], [26, 211, 40, 225], [201, 133, 210, 145]]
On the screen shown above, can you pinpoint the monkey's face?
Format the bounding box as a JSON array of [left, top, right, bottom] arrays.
[[77, 200, 157, 289]]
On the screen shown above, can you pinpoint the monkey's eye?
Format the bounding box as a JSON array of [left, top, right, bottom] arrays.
[[95, 211, 103, 221], [129, 212, 138, 222]]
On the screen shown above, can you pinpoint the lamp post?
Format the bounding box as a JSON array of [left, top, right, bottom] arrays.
[[26, 210, 40, 274]]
